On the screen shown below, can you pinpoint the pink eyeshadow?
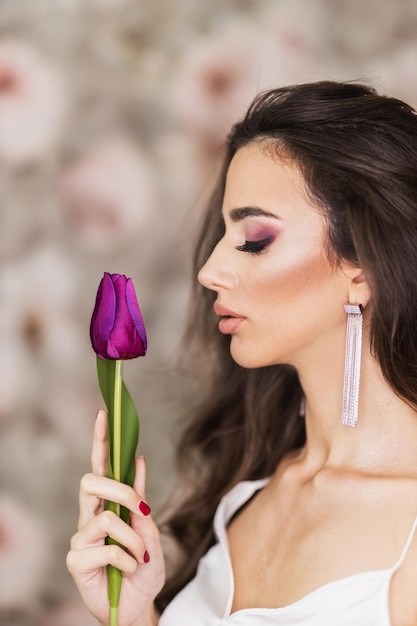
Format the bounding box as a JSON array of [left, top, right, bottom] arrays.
[[244, 219, 282, 242]]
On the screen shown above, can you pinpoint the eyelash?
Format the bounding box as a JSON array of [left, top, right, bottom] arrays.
[[235, 237, 272, 255]]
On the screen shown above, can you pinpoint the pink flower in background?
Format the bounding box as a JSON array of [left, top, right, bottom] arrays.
[[0, 245, 82, 372], [59, 138, 156, 253], [0, 494, 49, 609], [169, 15, 321, 155], [170, 29, 261, 152], [0, 39, 68, 165], [260, 0, 326, 55]]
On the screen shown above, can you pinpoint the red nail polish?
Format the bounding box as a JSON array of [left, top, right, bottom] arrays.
[[138, 500, 151, 516], [143, 550, 150, 563]]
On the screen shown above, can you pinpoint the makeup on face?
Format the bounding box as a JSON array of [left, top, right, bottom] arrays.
[[227, 206, 283, 255], [198, 143, 349, 371], [244, 216, 281, 242]]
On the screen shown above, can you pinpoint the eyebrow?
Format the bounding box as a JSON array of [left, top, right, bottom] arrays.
[[229, 207, 281, 221]]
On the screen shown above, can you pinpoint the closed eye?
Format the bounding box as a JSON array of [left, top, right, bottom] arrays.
[[235, 237, 272, 255]]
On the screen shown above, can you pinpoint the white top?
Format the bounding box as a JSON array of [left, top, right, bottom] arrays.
[[159, 478, 417, 626]]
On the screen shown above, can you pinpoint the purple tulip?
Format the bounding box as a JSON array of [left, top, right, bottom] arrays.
[[90, 272, 147, 360]]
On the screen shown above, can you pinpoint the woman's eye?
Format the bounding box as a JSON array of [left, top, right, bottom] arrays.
[[235, 237, 272, 255]]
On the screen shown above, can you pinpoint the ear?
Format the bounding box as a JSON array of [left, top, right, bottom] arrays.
[[343, 266, 371, 308]]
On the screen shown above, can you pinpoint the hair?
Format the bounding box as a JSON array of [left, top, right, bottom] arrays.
[[156, 80, 417, 612]]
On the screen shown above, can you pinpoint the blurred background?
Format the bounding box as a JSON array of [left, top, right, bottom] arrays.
[[0, 0, 416, 624]]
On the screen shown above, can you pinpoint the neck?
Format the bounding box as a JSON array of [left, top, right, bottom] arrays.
[[295, 344, 417, 475]]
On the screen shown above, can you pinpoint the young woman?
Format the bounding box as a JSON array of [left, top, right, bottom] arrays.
[[67, 81, 417, 625]]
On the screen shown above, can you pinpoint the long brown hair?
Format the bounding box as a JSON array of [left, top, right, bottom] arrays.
[[156, 81, 417, 611]]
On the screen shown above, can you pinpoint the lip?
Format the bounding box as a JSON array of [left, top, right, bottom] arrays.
[[214, 302, 246, 335], [213, 303, 242, 317]]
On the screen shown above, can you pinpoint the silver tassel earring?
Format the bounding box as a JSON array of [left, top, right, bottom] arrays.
[[341, 304, 363, 428]]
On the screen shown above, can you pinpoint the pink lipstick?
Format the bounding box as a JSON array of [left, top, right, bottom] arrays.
[[214, 303, 246, 335]]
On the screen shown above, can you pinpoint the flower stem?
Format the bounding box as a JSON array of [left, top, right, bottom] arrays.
[[113, 359, 123, 502], [108, 359, 124, 626], [110, 606, 118, 626]]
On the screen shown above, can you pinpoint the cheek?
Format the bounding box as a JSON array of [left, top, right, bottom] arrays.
[[254, 248, 335, 309]]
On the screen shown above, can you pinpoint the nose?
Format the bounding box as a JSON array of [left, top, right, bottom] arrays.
[[197, 240, 238, 292]]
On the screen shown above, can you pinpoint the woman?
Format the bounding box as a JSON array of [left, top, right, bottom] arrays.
[[67, 81, 417, 625]]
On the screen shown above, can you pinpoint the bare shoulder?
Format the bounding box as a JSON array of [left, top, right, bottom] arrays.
[[389, 475, 417, 626]]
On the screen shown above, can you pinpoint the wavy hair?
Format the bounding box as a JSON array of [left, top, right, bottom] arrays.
[[156, 80, 417, 612]]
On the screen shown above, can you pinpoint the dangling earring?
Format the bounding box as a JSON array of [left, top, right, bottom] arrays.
[[341, 304, 363, 428]]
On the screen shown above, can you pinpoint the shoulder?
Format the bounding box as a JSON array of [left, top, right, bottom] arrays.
[[390, 541, 417, 625], [389, 480, 417, 626], [216, 477, 271, 524]]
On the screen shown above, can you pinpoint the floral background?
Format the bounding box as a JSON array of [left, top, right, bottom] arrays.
[[0, 0, 416, 624]]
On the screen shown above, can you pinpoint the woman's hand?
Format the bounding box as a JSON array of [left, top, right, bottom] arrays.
[[66, 409, 165, 626]]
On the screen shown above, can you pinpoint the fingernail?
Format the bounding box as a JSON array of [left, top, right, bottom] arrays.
[[137, 500, 151, 516], [143, 550, 150, 563]]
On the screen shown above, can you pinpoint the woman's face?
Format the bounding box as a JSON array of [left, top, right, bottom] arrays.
[[198, 142, 354, 370]]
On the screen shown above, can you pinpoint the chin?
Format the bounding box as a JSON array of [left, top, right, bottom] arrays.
[[230, 338, 291, 369], [230, 342, 270, 369]]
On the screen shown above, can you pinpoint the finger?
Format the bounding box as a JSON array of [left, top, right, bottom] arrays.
[[77, 410, 108, 529], [67, 543, 139, 578], [130, 457, 160, 552], [78, 473, 151, 530], [72, 510, 148, 563], [91, 408, 109, 477]]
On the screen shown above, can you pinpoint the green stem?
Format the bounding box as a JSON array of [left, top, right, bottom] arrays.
[[113, 359, 123, 515], [108, 359, 123, 626], [110, 606, 118, 626]]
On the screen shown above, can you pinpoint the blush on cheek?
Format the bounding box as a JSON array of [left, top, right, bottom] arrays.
[[257, 246, 332, 303]]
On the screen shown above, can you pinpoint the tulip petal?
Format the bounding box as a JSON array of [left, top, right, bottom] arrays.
[[126, 278, 147, 353], [90, 273, 116, 358], [108, 275, 131, 359], [90, 272, 147, 360]]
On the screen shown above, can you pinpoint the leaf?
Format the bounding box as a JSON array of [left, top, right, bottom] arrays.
[[96, 356, 139, 523]]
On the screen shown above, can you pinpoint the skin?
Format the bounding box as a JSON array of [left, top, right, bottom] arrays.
[[198, 143, 417, 624], [68, 143, 417, 625], [198, 144, 355, 372], [66, 409, 164, 626]]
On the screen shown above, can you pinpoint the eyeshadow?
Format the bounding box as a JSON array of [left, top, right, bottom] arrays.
[[244, 219, 282, 242]]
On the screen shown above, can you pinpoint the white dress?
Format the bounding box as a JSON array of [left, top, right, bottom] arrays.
[[159, 478, 417, 626]]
